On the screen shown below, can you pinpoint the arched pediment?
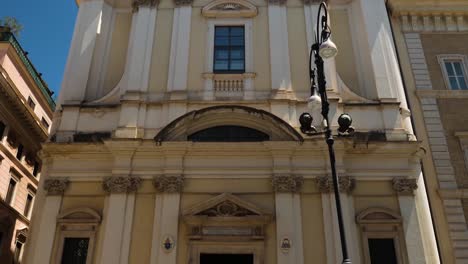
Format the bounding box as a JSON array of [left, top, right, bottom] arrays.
[[202, 0, 258, 18], [57, 207, 101, 224], [356, 207, 401, 224], [154, 105, 303, 142]]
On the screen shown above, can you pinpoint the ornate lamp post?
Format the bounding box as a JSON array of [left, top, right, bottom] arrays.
[[298, 2, 352, 264]]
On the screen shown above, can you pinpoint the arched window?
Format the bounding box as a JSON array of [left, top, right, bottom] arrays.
[[188, 126, 269, 142]]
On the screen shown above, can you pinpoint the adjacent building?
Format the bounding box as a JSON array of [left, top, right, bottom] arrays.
[[389, 0, 468, 262], [24, 0, 443, 263], [0, 27, 55, 263]]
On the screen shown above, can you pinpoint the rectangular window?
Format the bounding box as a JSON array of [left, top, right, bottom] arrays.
[[33, 161, 41, 177], [214, 26, 245, 73], [368, 238, 398, 264], [14, 241, 23, 263], [24, 194, 33, 217], [5, 178, 17, 205], [27, 97, 36, 110], [0, 121, 5, 138], [41, 118, 49, 129], [61, 237, 90, 264], [16, 144, 23, 160]]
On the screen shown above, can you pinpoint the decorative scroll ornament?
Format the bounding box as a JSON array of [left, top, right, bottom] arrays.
[[196, 201, 256, 217], [153, 175, 184, 193], [174, 0, 193, 6], [102, 176, 141, 193], [44, 178, 69, 195], [315, 176, 355, 193], [392, 178, 418, 195], [132, 0, 159, 12], [271, 175, 304, 193]]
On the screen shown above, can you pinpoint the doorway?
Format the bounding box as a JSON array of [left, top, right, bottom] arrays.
[[200, 253, 254, 264]]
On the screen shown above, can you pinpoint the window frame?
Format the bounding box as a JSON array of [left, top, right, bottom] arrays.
[[41, 118, 50, 130], [5, 175, 19, 205], [213, 26, 246, 73], [55, 208, 101, 264], [27, 97, 36, 111], [438, 54, 468, 90], [356, 208, 408, 264], [24, 192, 34, 218], [206, 18, 253, 75]]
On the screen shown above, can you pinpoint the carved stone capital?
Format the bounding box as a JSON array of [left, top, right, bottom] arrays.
[[103, 176, 141, 193], [174, 0, 193, 6], [392, 178, 418, 195], [132, 0, 159, 12], [153, 175, 184, 193], [268, 0, 287, 5], [44, 178, 69, 195], [315, 176, 355, 193], [272, 175, 304, 193]]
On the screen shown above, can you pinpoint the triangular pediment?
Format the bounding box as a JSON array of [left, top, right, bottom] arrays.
[[183, 193, 270, 218], [202, 0, 258, 18]]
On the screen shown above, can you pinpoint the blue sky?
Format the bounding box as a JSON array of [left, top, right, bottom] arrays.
[[1, 1, 78, 99]]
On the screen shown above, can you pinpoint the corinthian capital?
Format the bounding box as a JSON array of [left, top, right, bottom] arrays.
[[272, 175, 304, 193], [315, 176, 355, 193], [392, 178, 418, 195], [269, 0, 287, 5], [103, 176, 141, 193], [302, 0, 321, 5], [153, 175, 184, 193], [132, 0, 159, 12], [44, 178, 69, 195]]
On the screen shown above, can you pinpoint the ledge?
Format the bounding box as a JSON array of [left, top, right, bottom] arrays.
[[416, 89, 468, 99]]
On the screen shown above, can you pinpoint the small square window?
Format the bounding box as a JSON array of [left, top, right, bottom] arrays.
[[213, 26, 245, 73], [41, 118, 50, 129], [439, 55, 468, 90], [16, 144, 24, 160], [27, 97, 36, 110]]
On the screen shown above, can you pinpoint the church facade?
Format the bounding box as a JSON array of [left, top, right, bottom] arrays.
[[24, 0, 442, 263]]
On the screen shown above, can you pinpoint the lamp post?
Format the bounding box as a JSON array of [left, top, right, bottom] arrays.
[[299, 2, 352, 264]]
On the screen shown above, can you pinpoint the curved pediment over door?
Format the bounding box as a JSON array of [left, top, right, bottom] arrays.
[[183, 193, 273, 240], [202, 0, 258, 18]]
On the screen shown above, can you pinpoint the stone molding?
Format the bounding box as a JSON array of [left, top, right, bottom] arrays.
[[132, 0, 159, 12], [395, 11, 468, 32], [302, 0, 321, 5], [43, 178, 69, 195], [174, 0, 193, 6], [271, 175, 304, 193], [201, 0, 258, 18], [102, 176, 141, 193], [315, 176, 355, 193], [153, 175, 184, 193], [268, 0, 287, 5], [392, 178, 418, 195]]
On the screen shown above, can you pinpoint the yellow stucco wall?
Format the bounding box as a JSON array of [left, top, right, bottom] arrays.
[[287, 7, 309, 94], [129, 191, 155, 263], [187, 7, 206, 92]]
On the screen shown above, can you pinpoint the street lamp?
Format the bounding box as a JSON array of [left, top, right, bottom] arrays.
[[299, 2, 353, 264]]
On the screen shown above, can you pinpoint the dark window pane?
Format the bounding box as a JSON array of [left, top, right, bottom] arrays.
[[189, 126, 269, 142], [16, 144, 23, 159], [214, 61, 229, 71], [0, 121, 5, 138], [33, 162, 41, 176], [215, 27, 229, 36], [24, 194, 33, 217], [230, 49, 244, 59], [215, 49, 229, 60], [61, 238, 89, 264], [368, 238, 398, 264], [230, 60, 244, 70], [5, 179, 16, 204], [449, 76, 459, 90], [200, 253, 253, 264], [14, 242, 23, 263], [215, 36, 229, 46], [446, 62, 455, 76], [454, 62, 464, 76], [459, 77, 468, 90], [230, 36, 244, 46], [230, 27, 244, 36]]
